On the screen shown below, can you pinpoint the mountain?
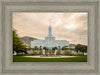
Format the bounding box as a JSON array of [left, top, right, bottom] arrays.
[[20, 36, 38, 46]]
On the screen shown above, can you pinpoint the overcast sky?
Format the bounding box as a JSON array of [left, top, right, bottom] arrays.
[[13, 12, 88, 45]]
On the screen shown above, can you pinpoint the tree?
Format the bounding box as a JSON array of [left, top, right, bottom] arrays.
[[56, 50, 61, 55], [75, 44, 87, 56], [39, 46, 42, 50], [34, 46, 38, 50], [38, 46, 42, 55], [75, 44, 81, 53], [53, 47, 57, 50], [62, 46, 68, 50], [69, 48, 75, 51], [80, 45, 87, 55], [13, 30, 26, 54], [27, 47, 33, 50], [43, 47, 47, 50]]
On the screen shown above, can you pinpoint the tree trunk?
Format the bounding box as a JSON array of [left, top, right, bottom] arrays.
[[83, 52, 84, 56]]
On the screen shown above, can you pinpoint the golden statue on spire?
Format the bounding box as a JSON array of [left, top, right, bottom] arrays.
[[49, 18, 52, 26], [49, 18, 51, 22], [49, 18, 52, 25]]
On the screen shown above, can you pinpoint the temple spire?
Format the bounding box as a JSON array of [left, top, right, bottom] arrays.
[[48, 18, 52, 36]]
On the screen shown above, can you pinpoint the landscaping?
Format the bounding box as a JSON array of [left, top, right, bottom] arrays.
[[13, 55, 87, 62]]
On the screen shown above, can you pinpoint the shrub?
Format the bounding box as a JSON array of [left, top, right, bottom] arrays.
[[33, 52, 38, 55], [63, 50, 71, 55], [17, 53, 30, 56], [76, 54, 83, 56], [39, 51, 43, 55], [56, 50, 61, 55]]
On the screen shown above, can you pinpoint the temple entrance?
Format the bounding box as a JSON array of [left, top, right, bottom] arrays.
[[42, 46, 61, 56], [45, 47, 53, 56]]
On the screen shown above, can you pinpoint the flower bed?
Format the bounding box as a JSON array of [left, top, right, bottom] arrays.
[[45, 54, 54, 56]]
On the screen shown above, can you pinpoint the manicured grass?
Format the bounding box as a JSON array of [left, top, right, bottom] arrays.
[[13, 56, 87, 62]]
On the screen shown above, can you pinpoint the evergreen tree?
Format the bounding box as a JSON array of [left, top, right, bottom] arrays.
[[13, 30, 26, 53]]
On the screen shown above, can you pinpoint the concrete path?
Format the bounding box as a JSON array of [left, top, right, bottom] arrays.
[[24, 56, 77, 58]]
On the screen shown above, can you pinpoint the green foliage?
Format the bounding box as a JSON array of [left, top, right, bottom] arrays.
[[52, 47, 57, 50], [34, 46, 38, 50], [75, 44, 87, 56], [27, 47, 33, 50], [56, 50, 61, 55], [76, 54, 83, 56], [62, 46, 68, 50], [63, 50, 71, 55], [16, 53, 30, 56], [13, 30, 26, 52], [33, 52, 38, 55], [69, 48, 75, 51], [43, 47, 47, 50], [63, 53, 83, 56], [39, 46, 42, 50], [75, 44, 81, 52], [39, 51, 43, 55]]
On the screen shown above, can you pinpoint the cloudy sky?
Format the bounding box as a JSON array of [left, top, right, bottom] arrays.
[[13, 12, 88, 45]]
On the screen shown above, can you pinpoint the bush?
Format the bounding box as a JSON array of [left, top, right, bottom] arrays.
[[63, 50, 83, 56], [39, 51, 43, 55], [17, 53, 30, 56], [76, 54, 83, 56], [63, 50, 71, 55], [56, 50, 61, 55], [62, 53, 83, 56], [33, 52, 38, 55]]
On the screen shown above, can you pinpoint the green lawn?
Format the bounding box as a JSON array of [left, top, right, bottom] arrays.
[[13, 56, 87, 62]]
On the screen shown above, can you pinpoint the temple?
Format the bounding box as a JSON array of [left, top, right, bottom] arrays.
[[31, 20, 69, 49]]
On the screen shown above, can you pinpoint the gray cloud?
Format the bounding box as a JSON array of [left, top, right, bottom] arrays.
[[13, 12, 88, 45]]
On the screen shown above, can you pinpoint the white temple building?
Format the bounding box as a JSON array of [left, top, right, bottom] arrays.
[[31, 22, 69, 49]]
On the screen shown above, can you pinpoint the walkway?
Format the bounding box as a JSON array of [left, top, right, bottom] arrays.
[[24, 56, 77, 58]]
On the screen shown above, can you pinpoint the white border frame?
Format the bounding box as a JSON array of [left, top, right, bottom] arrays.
[[0, 0, 99, 75]]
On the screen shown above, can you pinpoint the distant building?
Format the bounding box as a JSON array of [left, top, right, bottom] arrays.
[[31, 22, 69, 49]]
